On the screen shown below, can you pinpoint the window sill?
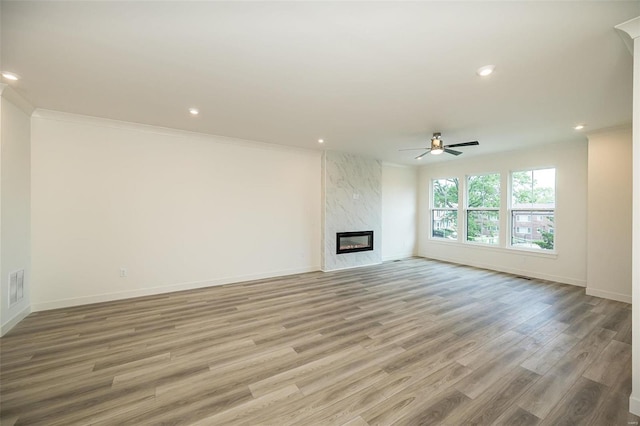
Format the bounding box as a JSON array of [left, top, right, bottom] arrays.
[[505, 245, 558, 258], [427, 238, 558, 259]]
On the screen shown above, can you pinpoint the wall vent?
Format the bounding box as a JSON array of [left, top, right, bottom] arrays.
[[9, 270, 24, 307]]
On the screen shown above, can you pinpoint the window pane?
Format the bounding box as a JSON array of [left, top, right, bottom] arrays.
[[511, 171, 532, 207], [532, 168, 555, 206], [467, 211, 499, 245], [511, 210, 554, 250], [468, 174, 500, 208], [432, 178, 459, 208], [432, 210, 458, 239], [512, 168, 555, 208]]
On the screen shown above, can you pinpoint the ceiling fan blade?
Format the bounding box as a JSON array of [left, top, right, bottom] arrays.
[[415, 150, 431, 159], [445, 141, 479, 148], [444, 148, 462, 156], [399, 148, 428, 151]]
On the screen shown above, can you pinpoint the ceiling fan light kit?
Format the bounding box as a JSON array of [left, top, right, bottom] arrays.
[[399, 132, 479, 159], [430, 133, 444, 155]]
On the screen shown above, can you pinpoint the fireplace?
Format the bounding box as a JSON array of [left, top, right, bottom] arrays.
[[336, 231, 374, 254]]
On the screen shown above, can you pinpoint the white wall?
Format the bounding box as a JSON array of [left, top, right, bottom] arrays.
[[1, 89, 32, 335], [321, 151, 382, 271], [31, 110, 321, 310], [381, 163, 417, 261], [615, 16, 640, 416], [634, 29, 640, 420], [418, 140, 588, 286], [586, 126, 632, 302]]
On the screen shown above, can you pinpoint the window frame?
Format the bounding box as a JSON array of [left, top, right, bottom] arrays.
[[508, 167, 557, 252], [430, 177, 459, 242], [465, 172, 501, 246]]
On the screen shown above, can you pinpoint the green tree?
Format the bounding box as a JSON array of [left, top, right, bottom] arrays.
[[533, 215, 554, 250], [512, 169, 556, 250], [433, 178, 458, 238], [534, 230, 554, 250], [467, 174, 500, 241], [512, 169, 555, 207], [433, 178, 458, 208], [512, 171, 534, 205], [468, 174, 500, 208]]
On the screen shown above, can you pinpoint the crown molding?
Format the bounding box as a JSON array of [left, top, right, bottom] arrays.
[[381, 161, 418, 169], [585, 123, 632, 137], [31, 109, 322, 157], [0, 84, 35, 116], [616, 16, 640, 55]]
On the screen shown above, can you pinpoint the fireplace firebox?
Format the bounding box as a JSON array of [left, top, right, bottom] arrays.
[[336, 231, 374, 254]]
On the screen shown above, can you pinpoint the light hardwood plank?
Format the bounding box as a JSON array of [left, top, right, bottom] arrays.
[[0, 258, 636, 425]]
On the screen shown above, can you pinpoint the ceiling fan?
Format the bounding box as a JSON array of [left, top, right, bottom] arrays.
[[400, 132, 479, 159]]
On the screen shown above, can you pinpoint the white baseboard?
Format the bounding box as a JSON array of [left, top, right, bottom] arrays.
[[32, 266, 320, 312], [321, 261, 382, 272], [585, 288, 632, 304], [630, 393, 640, 416], [417, 253, 587, 287], [382, 253, 416, 262], [0, 305, 31, 337]]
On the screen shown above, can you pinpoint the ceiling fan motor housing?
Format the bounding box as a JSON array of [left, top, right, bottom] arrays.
[[431, 136, 444, 151], [399, 132, 478, 158]]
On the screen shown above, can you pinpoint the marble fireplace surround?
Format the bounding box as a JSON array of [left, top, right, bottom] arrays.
[[321, 151, 382, 271]]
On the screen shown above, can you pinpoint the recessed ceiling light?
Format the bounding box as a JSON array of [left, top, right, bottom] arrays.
[[476, 65, 495, 77], [574, 124, 585, 130], [318, 139, 324, 144], [2, 72, 19, 81], [188, 108, 199, 116]]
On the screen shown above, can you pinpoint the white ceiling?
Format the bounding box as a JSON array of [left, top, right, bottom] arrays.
[[2, 1, 638, 165]]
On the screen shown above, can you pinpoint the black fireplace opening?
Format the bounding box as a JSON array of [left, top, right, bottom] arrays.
[[336, 231, 374, 254]]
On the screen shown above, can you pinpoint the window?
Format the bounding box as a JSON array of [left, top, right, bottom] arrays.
[[510, 168, 555, 250], [466, 173, 500, 245], [431, 178, 458, 239]]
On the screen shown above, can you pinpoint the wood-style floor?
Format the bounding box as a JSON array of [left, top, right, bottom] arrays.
[[0, 258, 637, 425]]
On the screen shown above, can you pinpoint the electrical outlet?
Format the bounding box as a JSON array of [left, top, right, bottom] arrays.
[[119, 268, 128, 278], [9, 272, 18, 306], [17, 270, 24, 300]]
